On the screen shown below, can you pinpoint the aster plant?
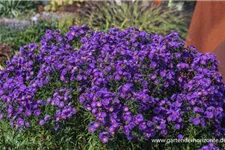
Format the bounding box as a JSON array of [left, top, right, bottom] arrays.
[[0, 25, 225, 149]]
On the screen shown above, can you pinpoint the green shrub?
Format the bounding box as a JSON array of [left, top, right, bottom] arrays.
[[0, 0, 37, 18], [56, 1, 190, 39], [58, 13, 86, 34], [0, 21, 58, 55], [44, 0, 77, 12], [88, 1, 189, 39]]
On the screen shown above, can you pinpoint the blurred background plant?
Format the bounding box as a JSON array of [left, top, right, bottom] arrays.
[[57, 13, 84, 33], [41, 0, 192, 38], [169, 0, 196, 11], [44, 0, 75, 12], [56, 1, 191, 39], [0, 43, 10, 71], [0, 21, 58, 55], [0, 0, 39, 19], [0, 1, 193, 57]]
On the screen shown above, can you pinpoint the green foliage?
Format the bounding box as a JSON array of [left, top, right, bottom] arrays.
[[0, 0, 37, 18], [88, 1, 189, 39], [0, 118, 221, 150], [57, 1, 190, 39], [172, 0, 196, 3], [11, 21, 57, 50], [0, 120, 36, 149], [0, 21, 58, 55], [0, 27, 19, 42], [58, 13, 84, 34], [44, 0, 75, 12]]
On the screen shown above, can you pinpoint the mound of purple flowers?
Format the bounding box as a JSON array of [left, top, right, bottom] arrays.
[[76, 27, 225, 143], [0, 25, 225, 148]]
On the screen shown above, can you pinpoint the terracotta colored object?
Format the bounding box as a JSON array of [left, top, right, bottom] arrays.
[[186, 1, 225, 82], [213, 40, 225, 82], [154, 0, 162, 5], [186, 1, 225, 53]]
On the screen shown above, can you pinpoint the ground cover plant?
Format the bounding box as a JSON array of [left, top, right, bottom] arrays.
[[0, 21, 58, 54], [0, 25, 225, 149], [0, 0, 38, 19]]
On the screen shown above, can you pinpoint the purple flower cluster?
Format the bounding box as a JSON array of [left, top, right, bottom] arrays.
[[199, 142, 220, 150], [46, 89, 76, 126], [0, 26, 86, 129], [75, 27, 225, 143], [0, 25, 225, 148]]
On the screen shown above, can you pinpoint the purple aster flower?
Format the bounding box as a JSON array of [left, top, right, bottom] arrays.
[[177, 134, 183, 139], [150, 62, 157, 68], [88, 125, 96, 133], [59, 102, 64, 108], [100, 136, 108, 143], [144, 132, 151, 139], [7, 107, 13, 114], [0, 89, 4, 96], [147, 121, 153, 127], [55, 125, 60, 131], [160, 129, 168, 136], [192, 118, 201, 125], [10, 121, 14, 127], [139, 122, 147, 130], [55, 116, 60, 122], [93, 122, 100, 128], [159, 123, 166, 130], [34, 110, 41, 116], [25, 109, 32, 117], [135, 114, 144, 124], [99, 132, 109, 143], [0, 113, 4, 119], [204, 111, 214, 119], [91, 102, 97, 108], [193, 107, 204, 113], [47, 98, 52, 103], [150, 74, 157, 80], [17, 118, 24, 127], [39, 120, 45, 126], [123, 106, 129, 112], [175, 124, 180, 130], [37, 100, 43, 104], [115, 75, 121, 80], [122, 84, 132, 93], [102, 99, 110, 106], [96, 101, 102, 107], [20, 101, 26, 106], [76, 74, 82, 81], [25, 122, 30, 127], [153, 107, 161, 114], [44, 115, 51, 121], [160, 71, 166, 77], [53, 99, 60, 106]]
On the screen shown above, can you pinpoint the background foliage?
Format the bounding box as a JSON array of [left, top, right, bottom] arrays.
[[0, 0, 38, 18], [0, 21, 58, 56], [89, 1, 189, 39]]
